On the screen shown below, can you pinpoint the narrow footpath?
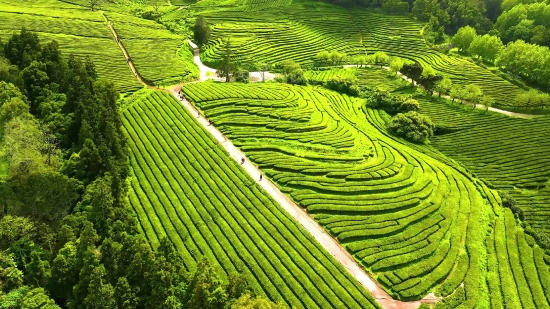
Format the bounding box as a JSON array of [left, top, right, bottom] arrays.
[[342, 65, 538, 118]]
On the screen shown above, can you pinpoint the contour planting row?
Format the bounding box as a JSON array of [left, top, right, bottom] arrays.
[[181, 82, 479, 302], [199, 5, 527, 107], [122, 91, 379, 309], [415, 96, 550, 237], [0, 7, 141, 93], [181, 82, 550, 306]]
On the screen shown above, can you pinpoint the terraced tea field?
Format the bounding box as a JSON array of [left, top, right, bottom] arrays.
[[0, 0, 198, 90], [0, 0, 143, 93], [180, 82, 550, 306], [353, 66, 550, 237], [419, 96, 550, 237], [189, 2, 528, 109], [121, 91, 380, 309]]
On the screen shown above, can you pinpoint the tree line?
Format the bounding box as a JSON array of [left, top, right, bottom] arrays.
[[0, 29, 285, 309]]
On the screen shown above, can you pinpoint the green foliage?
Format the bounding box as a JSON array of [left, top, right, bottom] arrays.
[[325, 76, 360, 96], [230, 294, 288, 309], [194, 16, 211, 47], [389, 111, 435, 143], [124, 90, 379, 308], [366, 89, 420, 114], [452, 26, 477, 51], [468, 34, 504, 63]]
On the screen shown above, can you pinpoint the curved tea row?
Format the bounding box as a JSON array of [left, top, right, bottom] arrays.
[[122, 91, 379, 309], [180, 82, 550, 307]]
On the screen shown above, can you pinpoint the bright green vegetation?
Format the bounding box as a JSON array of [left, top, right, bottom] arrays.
[[305, 67, 357, 83], [419, 96, 550, 236], [189, 0, 527, 108], [121, 91, 380, 309], [105, 12, 199, 85], [0, 0, 143, 93], [180, 81, 550, 305], [355, 66, 550, 237], [0, 0, 199, 91]]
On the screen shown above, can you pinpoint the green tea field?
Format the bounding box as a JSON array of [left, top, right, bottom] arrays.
[[121, 91, 380, 308], [183, 1, 528, 109], [180, 82, 550, 306]]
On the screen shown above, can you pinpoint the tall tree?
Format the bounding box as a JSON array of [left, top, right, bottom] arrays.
[[216, 39, 236, 82], [434, 77, 452, 98], [400, 62, 423, 85], [194, 16, 211, 47], [452, 26, 477, 51], [469, 34, 504, 63]]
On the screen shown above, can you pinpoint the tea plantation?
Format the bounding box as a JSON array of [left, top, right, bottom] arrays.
[[355, 66, 550, 238], [180, 82, 550, 306], [0, 0, 197, 91], [121, 91, 380, 309], [189, 1, 527, 109]]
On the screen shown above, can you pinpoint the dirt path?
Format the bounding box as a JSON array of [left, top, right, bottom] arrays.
[[102, 12, 151, 86], [342, 65, 538, 118], [169, 87, 439, 309]]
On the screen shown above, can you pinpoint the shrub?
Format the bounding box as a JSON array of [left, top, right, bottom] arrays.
[[366, 89, 419, 114], [499, 191, 524, 221], [389, 111, 435, 144], [325, 76, 359, 96]]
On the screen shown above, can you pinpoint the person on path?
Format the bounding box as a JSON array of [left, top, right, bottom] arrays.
[[241, 157, 245, 164], [197, 111, 200, 118], [208, 119, 212, 126], [259, 174, 262, 181]]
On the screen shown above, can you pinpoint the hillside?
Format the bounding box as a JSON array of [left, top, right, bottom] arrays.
[[1, 0, 550, 308], [121, 90, 380, 308], [180, 0, 529, 110], [180, 81, 550, 306]]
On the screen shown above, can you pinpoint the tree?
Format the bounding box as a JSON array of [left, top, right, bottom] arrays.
[[382, 0, 409, 14], [418, 65, 442, 94], [88, 0, 103, 11], [434, 77, 452, 98], [216, 39, 236, 82], [389, 57, 404, 75], [469, 34, 504, 63], [464, 84, 483, 108], [373, 51, 390, 67], [230, 294, 288, 309], [83, 265, 116, 309], [480, 95, 495, 111], [452, 26, 477, 52], [258, 63, 271, 82], [4, 28, 42, 69], [193, 16, 210, 47], [449, 85, 466, 103], [315, 51, 330, 65], [21, 288, 61, 309], [400, 62, 423, 85], [389, 111, 435, 144]]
